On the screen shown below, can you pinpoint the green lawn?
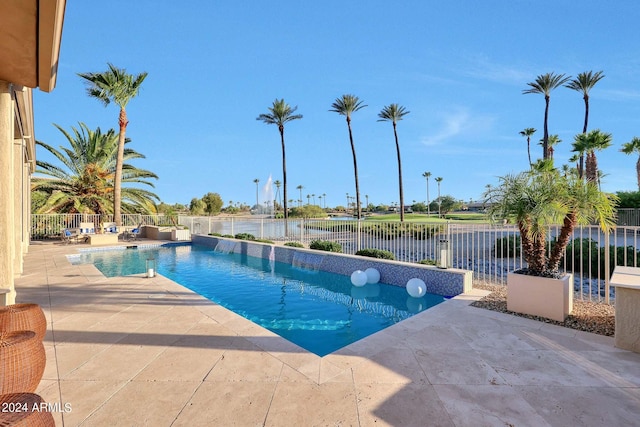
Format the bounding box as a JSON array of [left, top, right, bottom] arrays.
[[365, 212, 489, 223]]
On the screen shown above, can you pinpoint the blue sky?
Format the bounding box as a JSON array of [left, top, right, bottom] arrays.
[[34, 1, 640, 209]]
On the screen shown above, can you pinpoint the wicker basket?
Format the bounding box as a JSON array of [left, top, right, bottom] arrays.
[[0, 331, 46, 394], [0, 304, 47, 341], [0, 393, 55, 426]]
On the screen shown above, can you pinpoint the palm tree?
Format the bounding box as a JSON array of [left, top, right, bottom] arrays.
[[539, 134, 561, 160], [378, 103, 410, 222], [572, 130, 612, 183], [253, 178, 260, 209], [621, 137, 640, 189], [78, 63, 148, 226], [322, 193, 327, 209], [435, 177, 443, 217], [485, 168, 617, 276], [33, 122, 158, 214], [330, 94, 367, 219], [565, 71, 605, 178], [523, 72, 570, 160], [297, 185, 304, 207], [422, 172, 431, 216], [273, 179, 282, 210], [306, 194, 311, 205], [519, 128, 536, 167], [256, 99, 302, 226]]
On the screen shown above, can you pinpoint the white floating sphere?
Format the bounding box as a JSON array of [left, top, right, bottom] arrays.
[[406, 278, 427, 298], [365, 268, 380, 284], [351, 270, 368, 287]]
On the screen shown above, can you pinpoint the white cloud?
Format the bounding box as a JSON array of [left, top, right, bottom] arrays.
[[421, 108, 496, 147]]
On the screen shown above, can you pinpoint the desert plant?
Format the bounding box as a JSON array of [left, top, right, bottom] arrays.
[[485, 165, 617, 277], [494, 235, 521, 258], [355, 248, 395, 260], [309, 240, 342, 253], [284, 242, 304, 248], [234, 233, 256, 241]]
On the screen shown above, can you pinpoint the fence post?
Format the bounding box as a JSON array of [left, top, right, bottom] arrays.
[[604, 231, 610, 304]]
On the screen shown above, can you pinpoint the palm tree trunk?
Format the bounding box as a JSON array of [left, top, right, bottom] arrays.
[[548, 212, 577, 272], [586, 152, 598, 183], [114, 108, 128, 226], [636, 156, 640, 190], [527, 137, 532, 167], [542, 96, 550, 160], [520, 224, 547, 274], [393, 123, 405, 222], [279, 126, 288, 235], [347, 119, 361, 220]]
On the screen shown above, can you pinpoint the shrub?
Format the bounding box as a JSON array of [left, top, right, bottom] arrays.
[[284, 242, 304, 248], [309, 240, 342, 253], [256, 239, 274, 244], [222, 234, 234, 238], [561, 238, 640, 278], [418, 258, 437, 266], [234, 233, 256, 240], [208, 232, 223, 237], [355, 248, 395, 260], [493, 235, 521, 257]]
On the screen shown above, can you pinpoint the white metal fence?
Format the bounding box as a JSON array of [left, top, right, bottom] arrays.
[[32, 214, 640, 303]]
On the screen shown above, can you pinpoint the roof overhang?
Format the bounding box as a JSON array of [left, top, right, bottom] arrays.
[[0, 0, 67, 92]]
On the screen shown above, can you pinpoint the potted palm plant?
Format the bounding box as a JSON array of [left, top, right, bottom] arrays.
[[484, 163, 617, 321]]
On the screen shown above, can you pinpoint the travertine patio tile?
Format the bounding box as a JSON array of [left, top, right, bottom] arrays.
[[358, 383, 455, 427], [173, 381, 277, 426], [414, 348, 506, 386], [81, 380, 199, 426], [265, 381, 358, 426], [516, 385, 640, 427], [434, 384, 550, 427], [351, 346, 428, 385], [204, 348, 284, 382]]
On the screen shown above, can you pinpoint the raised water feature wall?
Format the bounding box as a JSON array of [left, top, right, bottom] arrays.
[[193, 235, 473, 297]]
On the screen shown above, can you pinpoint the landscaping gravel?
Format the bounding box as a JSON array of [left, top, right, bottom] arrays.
[[471, 283, 615, 336]]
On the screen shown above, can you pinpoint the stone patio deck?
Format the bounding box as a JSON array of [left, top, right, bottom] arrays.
[[14, 240, 640, 426]]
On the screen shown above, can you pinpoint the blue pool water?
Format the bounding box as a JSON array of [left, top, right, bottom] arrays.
[[69, 244, 446, 356]]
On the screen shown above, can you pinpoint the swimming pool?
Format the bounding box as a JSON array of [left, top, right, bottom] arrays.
[[69, 243, 446, 356]]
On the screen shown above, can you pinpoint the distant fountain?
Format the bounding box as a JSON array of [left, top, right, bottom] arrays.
[[258, 174, 275, 218]]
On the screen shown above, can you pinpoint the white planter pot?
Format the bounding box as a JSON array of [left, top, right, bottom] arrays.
[[507, 272, 573, 322]]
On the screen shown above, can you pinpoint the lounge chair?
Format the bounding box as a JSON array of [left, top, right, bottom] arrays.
[[102, 222, 118, 234], [78, 222, 96, 242], [61, 228, 80, 244], [125, 223, 142, 241]]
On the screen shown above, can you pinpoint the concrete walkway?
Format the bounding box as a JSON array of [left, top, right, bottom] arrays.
[[15, 241, 640, 426]]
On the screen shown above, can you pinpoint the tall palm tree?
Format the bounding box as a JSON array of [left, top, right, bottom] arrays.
[[565, 71, 605, 179], [322, 193, 327, 209], [519, 128, 536, 167], [621, 136, 640, 189], [78, 63, 148, 226], [296, 185, 304, 207], [422, 172, 431, 216], [256, 99, 302, 226], [523, 72, 570, 160], [253, 178, 260, 209], [435, 177, 443, 217], [378, 103, 410, 222], [572, 130, 612, 183], [273, 179, 282, 210], [539, 134, 561, 160], [33, 122, 159, 214], [330, 94, 367, 219]]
